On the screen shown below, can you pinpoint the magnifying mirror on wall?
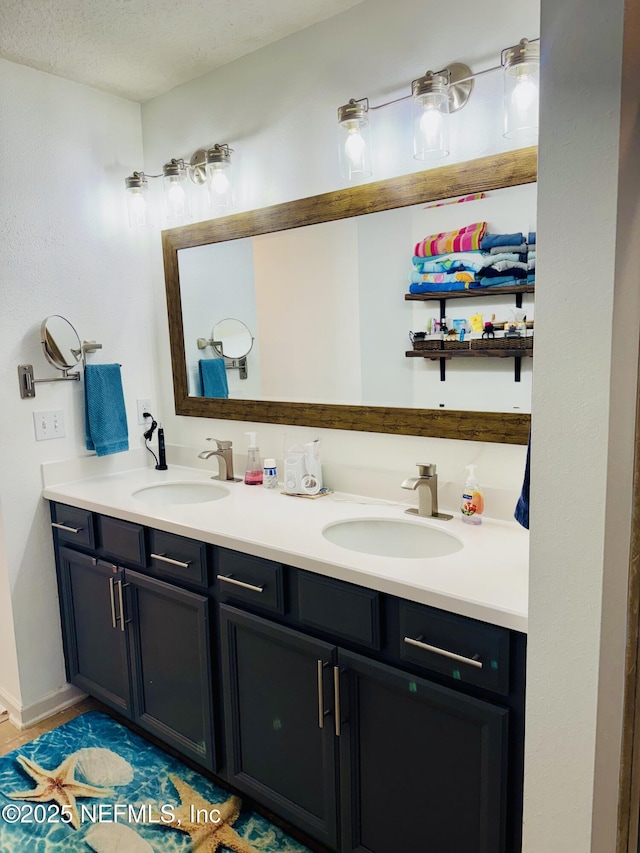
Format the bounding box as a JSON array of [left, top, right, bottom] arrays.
[[41, 315, 82, 371], [210, 318, 253, 359]]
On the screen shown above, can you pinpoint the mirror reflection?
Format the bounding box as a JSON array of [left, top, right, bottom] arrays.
[[40, 315, 81, 371], [178, 184, 536, 412], [211, 318, 253, 360], [163, 148, 537, 443], [195, 318, 254, 397]]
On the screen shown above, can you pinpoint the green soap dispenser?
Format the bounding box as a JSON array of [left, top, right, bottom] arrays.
[[244, 432, 263, 485]]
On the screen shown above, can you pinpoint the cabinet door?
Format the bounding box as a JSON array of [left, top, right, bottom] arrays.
[[220, 604, 339, 850], [124, 569, 215, 771], [58, 547, 131, 716], [338, 649, 509, 853]]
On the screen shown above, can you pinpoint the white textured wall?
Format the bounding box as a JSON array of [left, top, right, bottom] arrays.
[[141, 0, 539, 502], [0, 59, 154, 710], [523, 0, 638, 849]]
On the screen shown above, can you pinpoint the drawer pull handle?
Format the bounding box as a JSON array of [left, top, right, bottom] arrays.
[[216, 574, 264, 594], [333, 666, 341, 737], [317, 660, 328, 729], [151, 553, 192, 569], [108, 577, 117, 629], [51, 522, 82, 534], [403, 636, 483, 669], [116, 580, 129, 632]]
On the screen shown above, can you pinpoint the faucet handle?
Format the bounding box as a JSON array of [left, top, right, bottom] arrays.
[[206, 438, 232, 450], [417, 463, 436, 477]]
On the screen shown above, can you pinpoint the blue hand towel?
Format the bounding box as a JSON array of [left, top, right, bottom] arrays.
[[514, 434, 530, 529], [481, 232, 525, 250], [199, 358, 229, 398], [84, 364, 129, 456]]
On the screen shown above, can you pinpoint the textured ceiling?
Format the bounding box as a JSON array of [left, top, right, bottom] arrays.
[[0, 0, 365, 102]]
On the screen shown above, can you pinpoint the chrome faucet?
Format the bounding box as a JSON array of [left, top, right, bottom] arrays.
[[401, 463, 452, 520], [197, 439, 238, 481]]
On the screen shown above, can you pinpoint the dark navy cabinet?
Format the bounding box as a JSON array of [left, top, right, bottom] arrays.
[[58, 547, 132, 716], [338, 650, 508, 853], [50, 500, 525, 853], [53, 510, 216, 771], [220, 605, 339, 849], [125, 570, 215, 770]]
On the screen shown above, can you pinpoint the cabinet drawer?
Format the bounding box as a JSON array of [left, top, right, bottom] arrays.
[[215, 549, 284, 614], [397, 601, 510, 695], [149, 530, 208, 588], [51, 503, 95, 549], [97, 515, 146, 567], [297, 571, 381, 650]]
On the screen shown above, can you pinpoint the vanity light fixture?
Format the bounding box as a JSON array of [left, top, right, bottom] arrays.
[[337, 35, 539, 179], [162, 158, 191, 221], [124, 142, 234, 227], [337, 98, 372, 180], [124, 171, 150, 228], [502, 38, 540, 140], [190, 144, 235, 213]]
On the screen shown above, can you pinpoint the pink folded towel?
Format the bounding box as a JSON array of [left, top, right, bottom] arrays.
[[414, 221, 488, 258]]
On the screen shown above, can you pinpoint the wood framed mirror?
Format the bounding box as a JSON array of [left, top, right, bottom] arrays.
[[162, 146, 536, 444]]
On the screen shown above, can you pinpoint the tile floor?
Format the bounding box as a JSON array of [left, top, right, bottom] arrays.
[[0, 698, 99, 758]]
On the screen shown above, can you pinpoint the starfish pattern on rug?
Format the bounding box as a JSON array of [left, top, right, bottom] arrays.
[[7, 753, 113, 829], [160, 773, 259, 852]]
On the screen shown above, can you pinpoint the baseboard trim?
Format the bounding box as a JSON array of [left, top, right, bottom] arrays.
[[0, 683, 86, 730]]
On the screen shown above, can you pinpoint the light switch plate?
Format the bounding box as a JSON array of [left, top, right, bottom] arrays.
[[33, 410, 65, 441]]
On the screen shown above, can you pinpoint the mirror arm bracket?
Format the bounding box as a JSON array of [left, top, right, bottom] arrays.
[[17, 364, 81, 399], [17, 339, 102, 398], [196, 338, 249, 379]]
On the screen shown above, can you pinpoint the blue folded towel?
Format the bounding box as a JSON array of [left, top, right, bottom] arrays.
[[85, 364, 129, 457], [514, 435, 530, 529], [409, 281, 470, 293], [481, 232, 525, 250], [528, 231, 536, 245], [199, 358, 229, 398]]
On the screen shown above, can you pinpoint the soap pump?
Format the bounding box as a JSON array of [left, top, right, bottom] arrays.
[[244, 432, 263, 485], [461, 464, 484, 525]]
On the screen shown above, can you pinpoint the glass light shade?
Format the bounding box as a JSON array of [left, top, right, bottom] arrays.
[[125, 173, 149, 228], [338, 101, 372, 181], [206, 158, 234, 214], [163, 162, 191, 221], [412, 73, 450, 160], [503, 41, 540, 140]]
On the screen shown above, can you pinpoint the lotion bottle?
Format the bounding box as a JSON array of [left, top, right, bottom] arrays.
[[461, 464, 484, 525], [244, 432, 263, 485]]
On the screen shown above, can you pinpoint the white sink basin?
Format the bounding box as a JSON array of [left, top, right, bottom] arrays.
[[132, 481, 230, 505], [322, 517, 463, 558]]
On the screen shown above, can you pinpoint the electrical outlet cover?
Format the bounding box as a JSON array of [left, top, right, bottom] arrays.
[[136, 398, 152, 425]]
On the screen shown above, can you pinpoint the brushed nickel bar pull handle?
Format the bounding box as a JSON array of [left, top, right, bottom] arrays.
[[333, 666, 341, 737], [108, 577, 117, 629], [216, 574, 264, 594], [403, 636, 483, 669], [150, 553, 192, 569], [51, 522, 82, 534], [317, 660, 326, 729], [117, 580, 126, 632]]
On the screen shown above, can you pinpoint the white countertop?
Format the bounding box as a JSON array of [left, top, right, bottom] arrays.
[[42, 464, 529, 633]]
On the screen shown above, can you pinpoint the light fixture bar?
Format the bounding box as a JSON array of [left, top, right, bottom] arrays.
[[358, 35, 539, 113]]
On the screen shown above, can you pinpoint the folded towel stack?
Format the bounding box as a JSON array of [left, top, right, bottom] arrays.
[[407, 224, 536, 295], [474, 230, 536, 288]]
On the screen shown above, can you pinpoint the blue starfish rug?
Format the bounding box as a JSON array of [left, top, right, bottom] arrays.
[[0, 710, 312, 853]]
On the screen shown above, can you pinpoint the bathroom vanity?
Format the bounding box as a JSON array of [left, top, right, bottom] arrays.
[[44, 463, 528, 853]]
